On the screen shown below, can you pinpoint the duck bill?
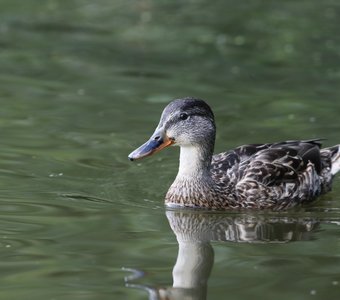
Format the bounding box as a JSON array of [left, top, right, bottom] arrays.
[[128, 133, 174, 161]]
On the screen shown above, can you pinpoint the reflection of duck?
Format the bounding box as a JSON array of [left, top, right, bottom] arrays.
[[124, 210, 320, 300], [166, 210, 319, 243], [129, 97, 340, 210]]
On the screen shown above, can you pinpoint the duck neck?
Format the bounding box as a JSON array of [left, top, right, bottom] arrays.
[[177, 144, 213, 179], [165, 140, 221, 208]]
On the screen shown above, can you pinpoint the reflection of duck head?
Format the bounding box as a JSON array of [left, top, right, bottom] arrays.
[[124, 210, 320, 300]]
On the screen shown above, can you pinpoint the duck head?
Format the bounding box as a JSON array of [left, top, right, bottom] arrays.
[[128, 97, 216, 161]]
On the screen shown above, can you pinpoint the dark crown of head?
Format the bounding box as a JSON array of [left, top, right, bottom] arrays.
[[169, 97, 215, 121]]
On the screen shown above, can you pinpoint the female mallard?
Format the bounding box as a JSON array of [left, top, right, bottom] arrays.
[[128, 97, 340, 210]]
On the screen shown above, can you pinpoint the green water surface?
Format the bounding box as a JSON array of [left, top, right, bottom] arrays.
[[1, 1, 340, 299]]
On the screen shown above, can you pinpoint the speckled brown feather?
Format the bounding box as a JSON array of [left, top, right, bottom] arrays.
[[209, 140, 334, 209]]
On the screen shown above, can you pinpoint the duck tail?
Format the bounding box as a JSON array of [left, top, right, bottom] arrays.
[[329, 145, 340, 175]]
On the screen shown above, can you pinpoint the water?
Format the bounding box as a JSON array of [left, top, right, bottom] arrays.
[[0, 0, 340, 299]]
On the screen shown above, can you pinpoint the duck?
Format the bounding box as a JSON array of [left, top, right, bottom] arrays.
[[128, 97, 340, 210]]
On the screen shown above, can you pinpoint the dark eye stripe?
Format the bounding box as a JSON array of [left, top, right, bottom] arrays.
[[164, 111, 213, 130]]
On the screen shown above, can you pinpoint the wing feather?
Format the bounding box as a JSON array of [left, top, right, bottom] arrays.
[[211, 140, 324, 207]]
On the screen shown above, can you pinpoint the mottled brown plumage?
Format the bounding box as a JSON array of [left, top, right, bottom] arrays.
[[129, 97, 340, 210]]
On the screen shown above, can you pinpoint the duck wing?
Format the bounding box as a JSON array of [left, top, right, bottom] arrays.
[[211, 140, 324, 208]]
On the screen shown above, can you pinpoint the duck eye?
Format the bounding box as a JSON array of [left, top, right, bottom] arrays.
[[179, 113, 188, 120]]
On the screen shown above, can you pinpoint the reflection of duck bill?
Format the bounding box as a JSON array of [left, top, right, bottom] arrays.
[[166, 210, 320, 243]]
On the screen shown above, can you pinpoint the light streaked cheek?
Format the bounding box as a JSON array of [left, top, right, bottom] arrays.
[[166, 127, 177, 140]]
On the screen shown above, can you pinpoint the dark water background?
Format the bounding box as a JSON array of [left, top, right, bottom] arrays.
[[1, 1, 340, 299]]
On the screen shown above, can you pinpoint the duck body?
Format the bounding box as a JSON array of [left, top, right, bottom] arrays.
[[166, 140, 338, 210], [129, 97, 340, 210]]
